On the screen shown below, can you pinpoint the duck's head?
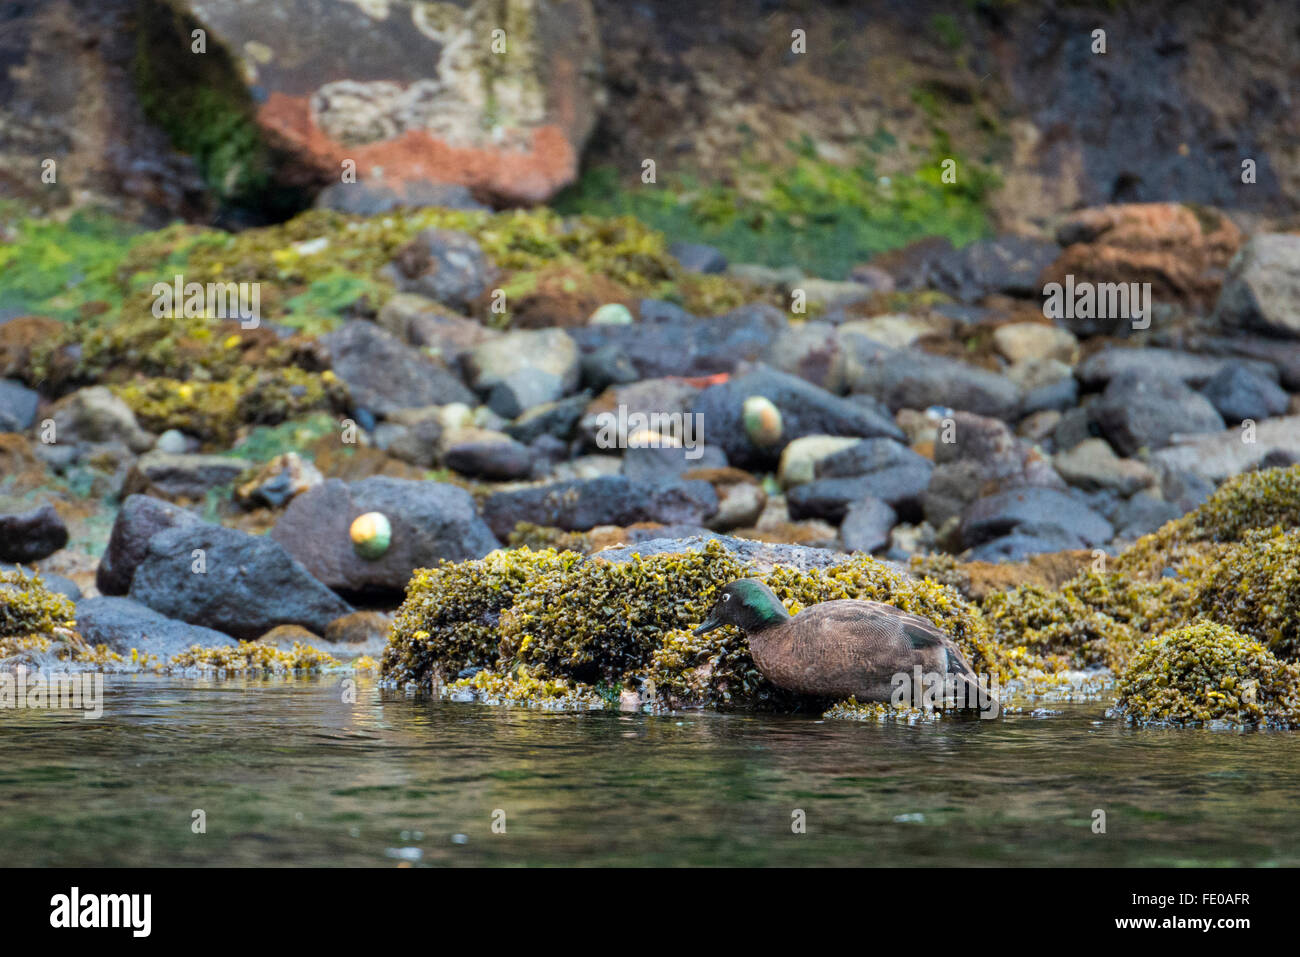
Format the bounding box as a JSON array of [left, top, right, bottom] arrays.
[[694, 578, 792, 636]]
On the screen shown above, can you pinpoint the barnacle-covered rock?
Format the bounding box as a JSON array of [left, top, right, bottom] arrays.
[[1115, 622, 1300, 728]]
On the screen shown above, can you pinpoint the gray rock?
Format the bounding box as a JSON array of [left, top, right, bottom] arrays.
[[122, 452, 252, 501], [1213, 233, 1300, 338], [505, 392, 590, 444], [48, 386, 154, 453], [620, 443, 728, 484], [376, 293, 500, 361], [322, 320, 474, 415], [316, 181, 488, 216], [839, 497, 897, 553], [389, 228, 495, 312], [271, 477, 501, 594], [1112, 493, 1183, 540], [965, 526, 1090, 562], [1199, 365, 1290, 424], [0, 503, 68, 563], [442, 431, 534, 480], [1076, 347, 1278, 390], [1092, 371, 1225, 456], [960, 487, 1113, 549], [690, 366, 903, 470], [1149, 415, 1300, 483], [97, 494, 204, 595], [481, 476, 718, 540], [129, 524, 353, 640], [0, 379, 39, 431], [461, 328, 579, 416], [786, 463, 931, 521], [75, 596, 236, 659], [580, 344, 641, 391], [882, 235, 1059, 301], [669, 242, 727, 274], [1053, 438, 1155, 496]]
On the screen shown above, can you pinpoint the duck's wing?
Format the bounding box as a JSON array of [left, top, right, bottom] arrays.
[[857, 602, 977, 677]]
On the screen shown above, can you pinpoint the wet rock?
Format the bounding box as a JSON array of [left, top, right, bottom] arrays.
[[960, 487, 1113, 549], [271, 477, 500, 594], [388, 229, 496, 312], [690, 366, 903, 470], [321, 320, 474, 415], [1199, 365, 1290, 424], [48, 386, 154, 453], [442, 428, 534, 480], [1212, 233, 1300, 338], [0, 503, 68, 563], [839, 497, 897, 553], [0, 379, 39, 432], [76, 596, 237, 659], [166, 0, 604, 205], [97, 494, 204, 596], [482, 476, 718, 540], [669, 241, 727, 274], [1092, 371, 1225, 456], [128, 524, 352, 640], [571, 303, 785, 379], [461, 328, 580, 417], [1053, 438, 1155, 495], [1, 564, 81, 601], [234, 452, 324, 509], [123, 452, 252, 501]]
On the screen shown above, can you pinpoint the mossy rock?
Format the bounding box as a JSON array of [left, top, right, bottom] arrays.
[[1184, 527, 1300, 660], [1116, 622, 1300, 728], [0, 568, 78, 645]]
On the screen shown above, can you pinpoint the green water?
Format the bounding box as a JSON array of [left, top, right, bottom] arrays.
[[0, 675, 1296, 866]]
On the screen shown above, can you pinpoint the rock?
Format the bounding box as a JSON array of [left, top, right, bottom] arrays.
[[1053, 438, 1155, 495], [442, 428, 535, 480], [315, 180, 488, 216], [168, 0, 604, 205], [122, 452, 253, 501], [388, 229, 495, 312], [1212, 234, 1300, 338], [461, 328, 580, 417], [961, 487, 1113, 550], [795, 278, 874, 309], [0, 503, 68, 563], [153, 429, 190, 454], [777, 436, 861, 487], [621, 444, 728, 484], [1, 564, 81, 601], [376, 293, 500, 361], [669, 242, 728, 274], [1092, 371, 1225, 456], [570, 303, 785, 379], [690, 367, 903, 470], [481, 476, 718, 540], [321, 320, 474, 415], [992, 322, 1078, 364], [48, 386, 154, 453], [839, 497, 897, 553], [129, 523, 353, 640], [1199, 364, 1290, 424], [256, 624, 324, 651], [1015, 362, 1079, 414], [589, 303, 634, 326], [1112, 493, 1182, 540], [874, 235, 1059, 301], [837, 337, 1024, 420], [965, 526, 1091, 562], [933, 410, 1064, 488], [271, 477, 500, 594], [1075, 346, 1278, 390], [580, 344, 641, 391], [97, 495, 205, 595], [323, 610, 392, 656], [505, 392, 590, 445], [685, 467, 766, 531], [75, 596, 237, 659], [592, 534, 847, 575], [1042, 203, 1243, 328], [234, 452, 324, 509], [1018, 409, 1062, 444], [0, 379, 39, 432], [1149, 415, 1300, 483], [786, 466, 930, 523]]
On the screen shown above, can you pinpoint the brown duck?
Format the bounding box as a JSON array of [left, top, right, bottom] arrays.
[[694, 578, 987, 705]]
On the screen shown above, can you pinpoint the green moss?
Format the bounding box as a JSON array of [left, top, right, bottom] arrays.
[[1116, 622, 1300, 728], [0, 569, 77, 640], [555, 139, 997, 279], [225, 413, 341, 463]]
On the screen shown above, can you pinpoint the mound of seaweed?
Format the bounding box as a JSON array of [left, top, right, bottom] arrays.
[[1115, 622, 1300, 728], [0, 568, 81, 661], [1184, 527, 1300, 660], [384, 538, 1006, 712]]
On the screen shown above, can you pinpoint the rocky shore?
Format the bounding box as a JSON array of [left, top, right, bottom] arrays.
[[2, 195, 1300, 728]]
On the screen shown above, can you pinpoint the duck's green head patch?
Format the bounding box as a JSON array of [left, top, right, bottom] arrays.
[[694, 578, 791, 636]]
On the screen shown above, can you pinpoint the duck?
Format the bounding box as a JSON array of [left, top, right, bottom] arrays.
[[694, 578, 989, 707]]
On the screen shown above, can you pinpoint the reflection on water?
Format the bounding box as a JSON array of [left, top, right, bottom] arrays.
[[0, 674, 1296, 866]]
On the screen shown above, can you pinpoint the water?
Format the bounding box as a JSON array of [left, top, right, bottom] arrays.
[[1, 674, 1296, 866]]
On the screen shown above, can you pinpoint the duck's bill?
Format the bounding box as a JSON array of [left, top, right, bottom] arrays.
[[693, 614, 723, 637]]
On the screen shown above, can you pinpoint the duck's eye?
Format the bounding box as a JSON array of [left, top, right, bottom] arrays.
[[722, 593, 732, 603]]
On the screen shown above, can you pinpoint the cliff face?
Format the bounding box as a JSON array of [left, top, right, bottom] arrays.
[[586, 0, 1300, 232], [2, 0, 1296, 228]]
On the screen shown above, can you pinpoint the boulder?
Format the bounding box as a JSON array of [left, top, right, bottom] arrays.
[[123, 452, 253, 501], [75, 596, 237, 660], [388, 229, 496, 312], [1212, 234, 1300, 338], [960, 487, 1113, 549], [48, 386, 154, 453], [271, 477, 501, 594], [838, 497, 897, 553], [128, 524, 353, 639], [1092, 371, 1225, 456], [481, 476, 718, 540], [321, 320, 474, 415], [0, 503, 68, 563], [1199, 365, 1290, 424], [97, 494, 204, 596]]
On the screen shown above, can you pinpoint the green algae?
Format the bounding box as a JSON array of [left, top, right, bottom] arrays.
[[1115, 622, 1300, 729]]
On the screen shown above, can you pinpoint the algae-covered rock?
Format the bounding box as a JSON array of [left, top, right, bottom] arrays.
[[1116, 622, 1300, 728], [1184, 528, 1300, 660], [0, 568, 77, 641]]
